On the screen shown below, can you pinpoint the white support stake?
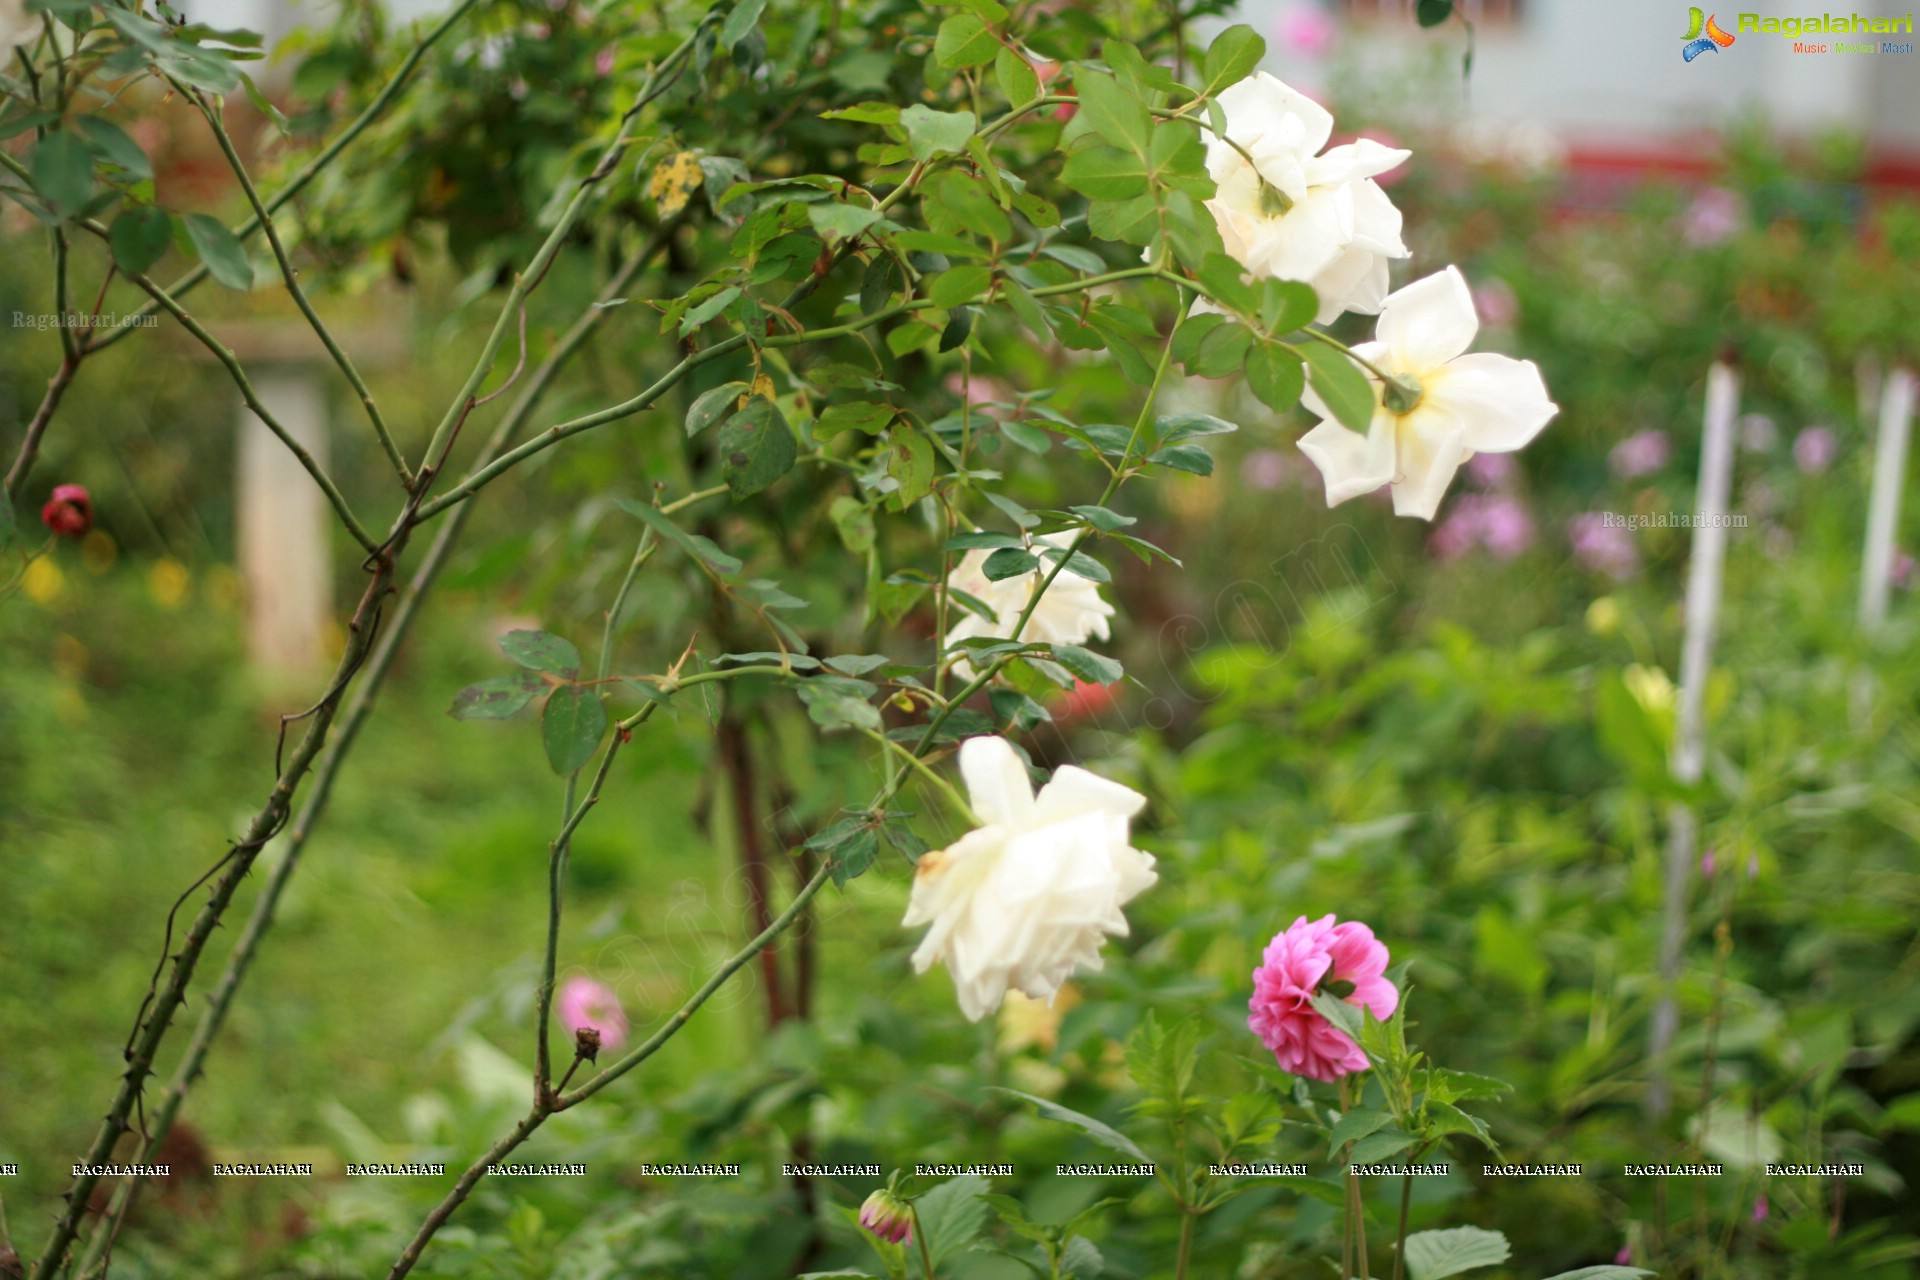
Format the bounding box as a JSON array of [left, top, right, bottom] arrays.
[[1860, 367, 1916, 633], [1648, 361, 1739, 1121]]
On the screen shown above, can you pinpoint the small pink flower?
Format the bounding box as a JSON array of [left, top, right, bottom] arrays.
[[1241, 449, 1292, 491], [1472, 278, 1519, 329], [1700, 847, 1717, 877], [557, 976, 629, 1051], [1793, 426, 1838, 475], [1752, 1194, 1769, 1223], [1682, 187, 1743, 246], [1741, 413, 1778, 453], [1465, 452, 1517, 489], [1893, 550, 1915, 591], [1615, 1246, 1633, 1266], [1249, 914, 1398, 1082], [41, 483, 92, 539], [1429, 494, 1536, 562], [1569, 513, 1639, 579], [594, 46, 615, 77], [1609, 430, 1670, 480], [1278, 5, 1338, 59]]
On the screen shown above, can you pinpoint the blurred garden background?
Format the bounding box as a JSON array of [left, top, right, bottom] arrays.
[[3, 0, 1920, 1277]]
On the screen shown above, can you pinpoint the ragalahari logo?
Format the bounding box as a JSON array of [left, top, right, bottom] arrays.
[[1683, 7, 1738, 58]]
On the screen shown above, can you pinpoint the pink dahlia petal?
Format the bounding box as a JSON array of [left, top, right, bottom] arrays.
[[1247, 913, 1399, 1083]]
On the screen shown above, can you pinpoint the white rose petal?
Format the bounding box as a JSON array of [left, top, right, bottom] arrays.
[[1298, 266, 1559, 521], [1, 0, 39, 49], [1203, 72, 1411, 323], [943, 532, 1114, 679], [902, 736, 1157, 1021]]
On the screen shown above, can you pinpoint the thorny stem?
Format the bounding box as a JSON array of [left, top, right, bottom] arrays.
[[189, 86, 412, 489], [63, 232, 678, 1280]]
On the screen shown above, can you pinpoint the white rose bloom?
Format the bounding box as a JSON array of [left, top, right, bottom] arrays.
[[1204, 72, 1411, 324], [902, 736, 1157, 1021], [943, 532, 1114, 679], [1298, 265, 1559, 521], [2, 0, 40, 49]]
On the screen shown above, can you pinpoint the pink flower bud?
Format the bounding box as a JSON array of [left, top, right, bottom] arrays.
[[859, 1189, 912, 1245], [41, 484, 92, 539]]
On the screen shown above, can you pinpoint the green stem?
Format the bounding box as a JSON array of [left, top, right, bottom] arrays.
[[861, 727, 981, 825], [1174, 1210, 1196, 1280], [1392, 1172, 1412, 1280], [189, 86, 412, 489], [912, 1203, 938, 1280]]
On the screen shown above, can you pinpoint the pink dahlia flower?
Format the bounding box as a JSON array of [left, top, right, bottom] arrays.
[[557, 976, 630, 1051], [1248, 914, 1398, 1082]]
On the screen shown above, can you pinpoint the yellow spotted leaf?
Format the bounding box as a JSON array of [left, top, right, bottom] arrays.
[[648, 151, 704, 217]]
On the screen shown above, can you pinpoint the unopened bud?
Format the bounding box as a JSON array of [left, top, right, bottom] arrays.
[[41, 484, 93, 539], [574, 1026, 602, 1063], [858, 1188, 912, 1245]]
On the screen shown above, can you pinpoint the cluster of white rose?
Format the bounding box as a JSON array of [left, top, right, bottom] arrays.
[[905, 73, 1559, 1021]]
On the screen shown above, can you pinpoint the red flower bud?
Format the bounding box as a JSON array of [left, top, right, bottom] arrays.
[[41, 484, 92, 539]]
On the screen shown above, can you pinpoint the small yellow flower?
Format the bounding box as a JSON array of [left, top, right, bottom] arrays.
[[23, 557, 66, 605], [1624, 663, 1676, 717], [1586, 596, 1622, 637], [148, 557, 190, 608]]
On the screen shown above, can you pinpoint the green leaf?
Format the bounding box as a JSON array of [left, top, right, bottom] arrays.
[[1327, 1106, 1392, 1157], [1202, 24, 1266, 93], [1051, 644, 1121, 685], [108, 206, 172, 277], [1427, 1069, 1513, 1102], [807, 202, 881, 239], [939, 306, 974, 353], [828, 495, 875, 554], [798, 682, 882, 733], [886, 429, 935, 510], [182, 212, 254, 290], [1402, 1227, 1511, 1280], [686, 382, 749, 436], [935, 13, 999, 68], [945, 531, 1026, 551], [996, 46, 1039, 105], [815, 400, 896, 437], [541, 686, 607, 776], [1347, 1129, 1418, 1165], [859, 255, 897, 314], [1416, 0, 1456, 27], [617, 500, 743, 576], [900, 104, 977, 161], [719, 0, 768, 48], [916, 1176, 991, 1268], [822, 653, 893, 676], [1425, 1100, 1497, 1152], [1060, 145, 1148, 200], [1157, 412, 1237, 444], [29, 131, 94, 215], [1191, 321, 1254, 379], [1073, 67, 1150, 155], [500, 629, 581, 677], [1303, 343, 1377, 434], [718, 398, 797, 499], [679, 285, 742, 336], [1260, 279, 1320, 332], [1246, 342, 1306, 412], [982, 548, 1039, 580], [826, 826, 880, 887], [1067, 504, 1135, 531], [75, 117, 152, 181], [1538, 1270, 1654, 1280], [928, 265, 991, 309], [448, 673, 545, 720], [991, 1089, 1153, 1165], [1147, 443, 1212, 475]]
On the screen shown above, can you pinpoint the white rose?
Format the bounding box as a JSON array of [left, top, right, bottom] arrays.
[[1297, 266, 1559, 520], [902, 736, 1157, 1021], [2, 0, 40, 50], [1203, 72, 1411, 324], [943, 532, 1114, 679]]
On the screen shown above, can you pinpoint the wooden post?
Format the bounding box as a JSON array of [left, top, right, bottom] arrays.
[[237, 364, 335, 682], [1860, 367, 1916, 633], [1648, 362, 1739, 1121]]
